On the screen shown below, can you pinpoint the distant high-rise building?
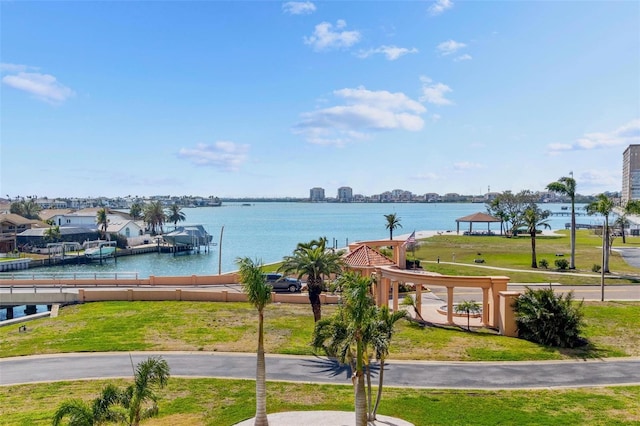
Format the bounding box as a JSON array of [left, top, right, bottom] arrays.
[[337, 186, 353, 202], [622, 145, 640, 204], [309, 187, 325, 202]]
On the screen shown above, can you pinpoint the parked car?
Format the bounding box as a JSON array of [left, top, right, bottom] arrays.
[[263, 273, 302, 293]]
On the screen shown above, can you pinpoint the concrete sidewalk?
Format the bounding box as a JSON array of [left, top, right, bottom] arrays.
[[234, 411, 414, 426]]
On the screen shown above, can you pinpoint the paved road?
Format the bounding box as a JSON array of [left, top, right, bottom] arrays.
[[2, 352, 639, 390], [614, 247, 640, 268]]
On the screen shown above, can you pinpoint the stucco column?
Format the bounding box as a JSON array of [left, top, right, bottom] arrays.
[[392, 280, 399, 311], [384, 278, 390, 308], [481, 287, 490, 326], [446, 286, 454, 325], [489, 277, 509, 328], [499, 291, 521, 336]]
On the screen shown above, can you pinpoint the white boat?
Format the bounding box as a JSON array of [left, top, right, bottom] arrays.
[[163, 225, 214, 247], [84, 241, 117, 259]]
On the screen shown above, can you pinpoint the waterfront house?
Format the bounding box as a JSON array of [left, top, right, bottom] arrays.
[[0, 213, 47, 253]]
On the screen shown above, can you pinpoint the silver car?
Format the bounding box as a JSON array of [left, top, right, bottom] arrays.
[[264, 273, 302, 293]]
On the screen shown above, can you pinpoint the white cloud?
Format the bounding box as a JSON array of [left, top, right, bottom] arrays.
[[419, 76, 454, 106], [294, 86, 427, 146], [282, 1, 316, 15], [0, 63, 38, 73], [431, 114, 442, 122], [429, 0, 454, 16], [357, 45, 419, 61], [304, 20, 361, 51], [177, 141, 249, 171], [454, 54, 472, 62], [2, 70, 75, 104], [453, 161, 484, 170], [578, 169, 621, 192], [437, 40, 466, 56], [547, 119, 640, 154]]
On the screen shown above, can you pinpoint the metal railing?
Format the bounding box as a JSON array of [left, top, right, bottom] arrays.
[[0, 271, 140, 281]]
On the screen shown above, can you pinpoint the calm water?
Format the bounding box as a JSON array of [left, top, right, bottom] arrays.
[[6, 202, 596, 277]]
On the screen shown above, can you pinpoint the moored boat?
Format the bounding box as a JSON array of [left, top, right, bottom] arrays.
[[163, 225, 214, 246], [84, 241, 117, 259]]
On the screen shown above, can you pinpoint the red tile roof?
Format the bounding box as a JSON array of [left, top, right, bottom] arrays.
[[343, 244, 395, 267]]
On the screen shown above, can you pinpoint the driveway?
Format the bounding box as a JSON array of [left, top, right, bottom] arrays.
[[2, 352, 639, 390]]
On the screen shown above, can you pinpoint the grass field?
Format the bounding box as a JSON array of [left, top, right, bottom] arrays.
[[1, 378, 638, 425], [1, 300, 639, 360], [410, 230, 640, 285]]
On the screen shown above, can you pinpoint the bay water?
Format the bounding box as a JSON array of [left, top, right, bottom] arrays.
[[8, 202, 594, 277]]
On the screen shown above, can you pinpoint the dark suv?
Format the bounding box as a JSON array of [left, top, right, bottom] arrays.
[[264, 273, 302, 293]]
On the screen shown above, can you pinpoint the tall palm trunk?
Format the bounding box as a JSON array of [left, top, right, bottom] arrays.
[[530, 231, 537, 268], [372, 359, 385, 418], [570, 203, 576, 269], [365, 362, 373, 421], [354, 340, 367, 426], [308, 278, 323, 322], [603, 217, 610, 273], [255, 310, 268, 426]]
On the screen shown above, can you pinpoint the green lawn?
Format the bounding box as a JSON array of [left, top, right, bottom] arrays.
[[1, 378, 638, 425], [2, 300, 639, 360], [411, 230, 640, 284]]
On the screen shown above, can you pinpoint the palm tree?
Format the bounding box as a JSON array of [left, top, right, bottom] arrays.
[[237, 257, 272, 426], [129, 203, 143, 221], [122, 356, 170, 426], [454, 300, 481, 331], [53, 358, 169, 426], [369, 305, 406, 420], [96, 208, 109, 239], [401, 294, 424, 322], [619, 200, 640, 244], [53, 383, 124, 426], [52, 400, 95, 426], [384, 213, 402, 240], [10, 198, 42, 220], [311, 273, 376, 426], [44, 225, 62, 243], [521, 205, 551, 268], [587, 194, 614, 301], [143, 201, 166, 235], [279, 238, 344, 322], [547, 176, 577, 268], [166, 203, 186, 230]]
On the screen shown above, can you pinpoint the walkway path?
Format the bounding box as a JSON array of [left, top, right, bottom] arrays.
[[2, 352, 639, 389]]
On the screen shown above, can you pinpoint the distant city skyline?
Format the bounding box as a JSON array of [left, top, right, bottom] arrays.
[[1, 1, 638, 198]]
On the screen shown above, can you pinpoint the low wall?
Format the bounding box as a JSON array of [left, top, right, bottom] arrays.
[[77, 289, 341, 305], [0, 258, 31, 272]]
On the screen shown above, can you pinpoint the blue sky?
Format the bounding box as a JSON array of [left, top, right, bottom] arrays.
[[1, 0, 639, 199]]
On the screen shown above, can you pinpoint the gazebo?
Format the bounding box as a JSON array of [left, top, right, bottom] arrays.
[[455, 212, 501, 235]]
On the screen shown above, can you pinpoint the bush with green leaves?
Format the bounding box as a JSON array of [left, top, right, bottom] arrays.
[[554, 258, 569, 270], [538, 259, 549, 269], [592, 264, 601, 273], [513, 287, 585, 348]]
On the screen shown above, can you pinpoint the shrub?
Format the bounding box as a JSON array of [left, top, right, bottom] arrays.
[[405, 259, 421, 269], [592, 264, 601, 273], [513, 287, 585, 348], [539, 259, 549, 269], [554, 258, 569, 270]]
